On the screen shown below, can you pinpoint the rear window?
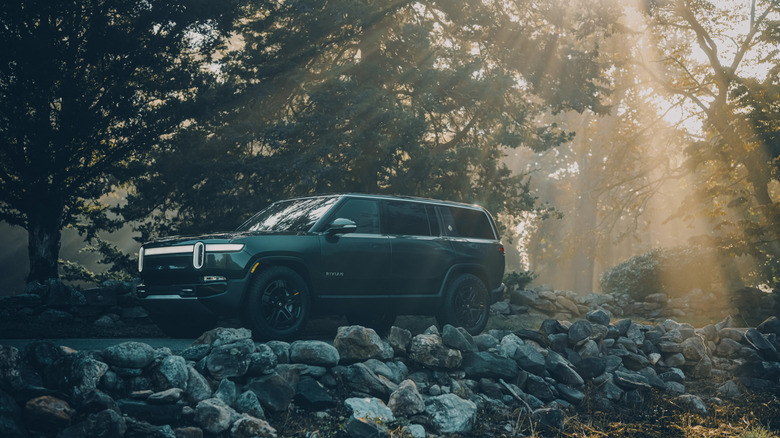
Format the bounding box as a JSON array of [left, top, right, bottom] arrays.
[[383, 201, 435, 236], [439, 206, 496, 240]]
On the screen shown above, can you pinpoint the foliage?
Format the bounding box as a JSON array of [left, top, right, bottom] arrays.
[[600, 246, 742, 300], [60, 238, 138, 284], [0, 0, 241, 281], [504, 271, 538, 292], [122, 0, 621, 242], [640, 0, 780, 288]]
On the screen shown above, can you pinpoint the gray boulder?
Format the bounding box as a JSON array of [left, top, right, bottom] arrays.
[[194, 398, 238, 435], [289, 340, 339, 367], [205, 338, 254, 380], [102, 342, 156, 369], [334, 326, 388, 363], [388, 380, 425, 416], [408, 334, 462, 370], [425, 393, 477, 434]]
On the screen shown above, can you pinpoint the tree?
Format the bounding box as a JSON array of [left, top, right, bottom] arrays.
[[641, 0, 780, 286], [0, 0, 240, 282], [124, 0, 620, 241]]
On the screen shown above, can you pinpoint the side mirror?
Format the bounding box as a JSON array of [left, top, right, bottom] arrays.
[[326, 218, 357, 235]]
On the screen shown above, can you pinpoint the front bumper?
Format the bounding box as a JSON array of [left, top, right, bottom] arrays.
[[137, 277, 248, 318]]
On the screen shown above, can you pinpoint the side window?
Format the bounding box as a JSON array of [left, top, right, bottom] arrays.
[[330, 199, 380, 234], [383, 201, 432, 236], [439, 206, 495, 240]]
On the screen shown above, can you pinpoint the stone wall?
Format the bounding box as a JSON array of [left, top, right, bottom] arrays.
[[2, 314, 780, 437], [495, 284, 778, 326]]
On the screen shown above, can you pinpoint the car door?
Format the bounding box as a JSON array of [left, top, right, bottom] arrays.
[[382, 200, 453, 295], [319, 198, 391, 295]]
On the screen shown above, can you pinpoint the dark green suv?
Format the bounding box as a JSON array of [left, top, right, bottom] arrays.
[[137, 194, 505, 339]]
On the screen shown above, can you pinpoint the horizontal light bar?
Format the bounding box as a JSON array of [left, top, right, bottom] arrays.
[[205, 243, 245, 252], [142, 243, 244, 256], [144, 245, 195, 256]]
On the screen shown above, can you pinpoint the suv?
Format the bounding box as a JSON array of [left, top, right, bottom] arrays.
[[137, 194, 505, 339]]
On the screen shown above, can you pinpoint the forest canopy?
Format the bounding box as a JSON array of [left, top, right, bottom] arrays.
[[1, 0, 778, 292]]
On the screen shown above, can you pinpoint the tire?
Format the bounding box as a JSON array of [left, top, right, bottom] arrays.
[[436, 273, 490, 335], [242, 266, 311, 341], [152, 314, 217, 339], [346, 313, 396, 336]]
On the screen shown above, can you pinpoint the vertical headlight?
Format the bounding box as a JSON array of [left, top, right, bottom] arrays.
[[193, 242, 205, 269], [138, 247, 144, 273]]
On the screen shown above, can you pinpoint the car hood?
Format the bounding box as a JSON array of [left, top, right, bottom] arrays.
[[142, 230, 308, 247]]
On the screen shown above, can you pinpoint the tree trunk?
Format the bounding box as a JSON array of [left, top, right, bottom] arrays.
[[26, 208, 63, 283]]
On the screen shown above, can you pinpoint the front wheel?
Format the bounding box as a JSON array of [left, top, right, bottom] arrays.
[[436, 274, 490, 335], [242, 266, 311, 341]]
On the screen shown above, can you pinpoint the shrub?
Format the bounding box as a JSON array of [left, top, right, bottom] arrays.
[[600, 246, 741, 300], [504, 270, 537, 292]]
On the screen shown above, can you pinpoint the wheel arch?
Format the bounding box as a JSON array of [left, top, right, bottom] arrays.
[[439, 264, 490, 296], [241, 256, 314, 304]]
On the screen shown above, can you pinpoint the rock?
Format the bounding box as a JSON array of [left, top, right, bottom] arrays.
[[339, 362, 393, 398], [345, 397, 395, 423], [194, 327, 253, 348], [532, 407, 564, 431], [441, 325, 478, 352], [425, 394, 477, 434], [717, 380, 742, 398], [491, 300, 511, 315], [547, 356, 584, 388], [116, 399, 184, 425], [230, 414, 277, 438], [514, 329, 550, 348], [757, 316, 780, 337], [147, 388, 184, 404], [194, 398, 237, 435], [236, 390, 265, 419], [102, 342, 156, 369], [408, 334, 462, 369], [664, 353, 686, 368], [265, 341, 290, 364], [715, 338, 744, 358], [540, 319, 569, 336], [289, 340, 340, 367], [513, 344, 546, 376], [205, 339, 254, 380], [675, 394, 707, 415], [388, 380, 425, 416], [46, 352, 108, 401], [586, 309, 611, 326], [247, 345, 278, 376], [334, 326, 388, 363], [744, 328, 778, 360], [294, 376, 336, 410], [613, 370, 651, 390], [152, 355, 188, 390], [626, 323, 645, 345], [473, 334, 499, 351], [575, 357, 606, 379], [173, 426, 203, 438], [556, 383, 585, 405], [180, 344, 212, 363], [568, 320, 593, 344], [461, 351, 518, 380], [387, 326, 412, 355], [23, 395, 75, 433], [245, 373, 295, 413], [0, 346, 22, 390], [185, 365, 212, 402], [86, 408, 127, 438], [345, 416, 390, 438], [214, 378, 237, 406], [525, 374, 555, 402], [681, 337, 707, 361]]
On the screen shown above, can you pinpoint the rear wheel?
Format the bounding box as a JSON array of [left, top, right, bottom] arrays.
[[346, 313, 396, 336], [436, 273, 490, 335], [242, 266, 310, 341]]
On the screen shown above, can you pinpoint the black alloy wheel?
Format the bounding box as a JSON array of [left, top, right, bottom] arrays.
[[437, 273, 490, 335], [243, 266, 310, 341]]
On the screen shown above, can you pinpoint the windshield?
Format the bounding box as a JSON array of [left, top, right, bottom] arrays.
[[236, 196, 340, 232]]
